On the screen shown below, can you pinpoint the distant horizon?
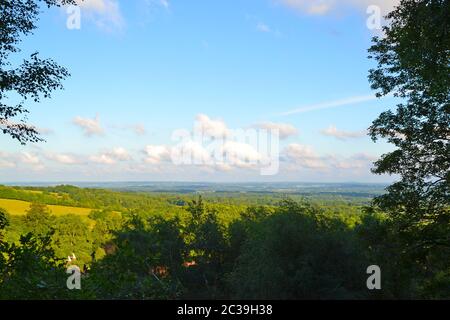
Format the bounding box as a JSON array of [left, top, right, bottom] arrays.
[[0, 180, 392, 186]]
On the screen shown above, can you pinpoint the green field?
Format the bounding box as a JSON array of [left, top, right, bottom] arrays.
[[0, 198, 92, 216]]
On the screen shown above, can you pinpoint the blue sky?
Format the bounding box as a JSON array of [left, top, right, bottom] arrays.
[[0, 0, 401, 182]]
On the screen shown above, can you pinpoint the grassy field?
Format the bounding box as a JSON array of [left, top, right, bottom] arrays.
[[0, 198, 92, 216]]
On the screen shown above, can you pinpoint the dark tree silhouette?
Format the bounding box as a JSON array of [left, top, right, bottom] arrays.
[[368, 0, 449, 251], [0, 0, 77, 144]]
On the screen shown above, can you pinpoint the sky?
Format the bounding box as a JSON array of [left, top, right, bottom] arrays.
[[0, 0, 402, 183]]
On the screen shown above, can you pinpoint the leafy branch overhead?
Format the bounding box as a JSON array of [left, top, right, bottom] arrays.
[[0, 0, 77, 144]]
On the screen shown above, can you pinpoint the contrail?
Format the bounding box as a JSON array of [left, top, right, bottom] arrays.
[[280, 94, 379, 116]]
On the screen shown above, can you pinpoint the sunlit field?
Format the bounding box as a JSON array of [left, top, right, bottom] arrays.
[[0, 199, 92, 217]]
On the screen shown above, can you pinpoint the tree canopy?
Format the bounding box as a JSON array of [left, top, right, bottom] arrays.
[[368, 0, 449, 252]]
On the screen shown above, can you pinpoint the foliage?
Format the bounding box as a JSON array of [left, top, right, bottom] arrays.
[[229, 200, 368, 300], [0, 0, 76, 144], [367, 0, 450, 293], [82, 216, 184, 300], [24, 202, 54, 236], [0, 233, 70, 300], [0, 207, 9, 232], [368, 0, 449, 250], [52, 214, 92, 267], [0, 191, 449, 299]]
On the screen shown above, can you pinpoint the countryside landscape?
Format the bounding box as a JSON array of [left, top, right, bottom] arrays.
[[0, 182, 426, 299], [0, 0, 449, 301]]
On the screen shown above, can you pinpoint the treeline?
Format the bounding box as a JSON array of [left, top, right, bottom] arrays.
[[0, 185, 366, 216], [0, 185, 186, 212], [0, 197, 448, 300], [0, 182, 385, 215]]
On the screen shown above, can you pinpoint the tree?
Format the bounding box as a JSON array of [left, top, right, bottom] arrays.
[[84, 216, 183, 300], [229, 200, 367, 299], [0, 208, 9, 270], [368, 0, 449, 251], [52, 214, 92, 267], [0, 233, 71, 300], [89, 209, 124, 257], [24, 202, 54, 235], [0, 208, 9, 234], [0, 0, 76, 144], [184, 197, 228, 299]]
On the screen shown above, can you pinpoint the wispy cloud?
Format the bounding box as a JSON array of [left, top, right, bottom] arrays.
[[73, 114, 104, 137], [159, 0, 169, 9], [20, 152, 41, 165], [45, 153, 82, 165], [284, 143, 327, 169], [256, 22, 271, 33], [0, 152, 16, 169], [321, 125, 367, 140], [253, 122, 298, 139], [284, 144, 377, 171], [132, 124, 147, 136], [110, 123, 147, 136], [280, 94, 378, 116], [277, 0, 400, 16], [279, 0, 332, 15], [255, 22, 282, 37], [143, 0, 170, 11], [36, 127, 54, 136], [328, 152, 377, 170], [20, 152, 44, 171], [75, 0, 124, 32]]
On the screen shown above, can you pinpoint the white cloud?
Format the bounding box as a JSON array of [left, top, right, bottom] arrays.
[[194, 114, 230, 138], [279, 0, 333, 15], [349, 0, 400, 15], [75, 0, 124, 31], [0, 152, 16, 169], [90, 147, 131, 165], [46, 153, 81, 165], [321, 125, 367, 140], [169, 114, 277, 173], [19, 152, 45, 171], [109, 147, 132, 161], [73, 114, 104, 137], [90, 154, 116, 165], [284, 143, 327, 169], [284, 144, 378, 172], [171, 140, 212, 165], [21, 152, 41, 165], [329, 153, 377, 170], [169, 139, 266, 172], [278, 0, 400, 16], [253, 122, 298, 139], [308, 3, 332, 15], [220, 141, 263, 169], [143, 145, 171, 164]]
